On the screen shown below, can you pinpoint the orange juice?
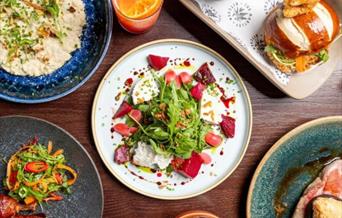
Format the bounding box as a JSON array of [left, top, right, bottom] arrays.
[[113, 0, 163, 34]]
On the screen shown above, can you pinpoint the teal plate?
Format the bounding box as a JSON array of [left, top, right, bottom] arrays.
[[247, 116, 342, 218]]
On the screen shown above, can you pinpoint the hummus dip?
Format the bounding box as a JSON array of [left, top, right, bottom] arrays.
[[0, 0, 86, 76]]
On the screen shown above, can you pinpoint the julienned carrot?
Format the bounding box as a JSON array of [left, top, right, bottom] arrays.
[[24, 196, 36, 205], [56, 164, 78, 185], [44, 193, 63, 202], [52, 149, 64, 157], [47, 141, 53, 154]]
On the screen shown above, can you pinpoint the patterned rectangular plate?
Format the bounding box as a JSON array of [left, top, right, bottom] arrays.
[[180, 0, 342, 99]]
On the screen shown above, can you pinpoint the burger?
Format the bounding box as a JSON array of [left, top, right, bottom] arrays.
[[264, 0, 340, 73]]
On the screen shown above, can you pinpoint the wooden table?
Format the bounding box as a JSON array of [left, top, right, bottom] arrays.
[[0, 1, 341, 217]]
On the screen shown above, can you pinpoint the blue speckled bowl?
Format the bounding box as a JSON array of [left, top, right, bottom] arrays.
[[247, 116, 342, 218], [0, 0, 113, 103]]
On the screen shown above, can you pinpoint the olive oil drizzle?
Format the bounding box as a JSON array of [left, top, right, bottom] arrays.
[[273, 149, 342, 217]]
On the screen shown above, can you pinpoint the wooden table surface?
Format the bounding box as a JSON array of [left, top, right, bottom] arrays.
[[0, 1, 341, 217]]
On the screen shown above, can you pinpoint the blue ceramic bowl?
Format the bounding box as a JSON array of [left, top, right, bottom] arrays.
[[0, 0, 113, 103], [247, 116, 342, 218]]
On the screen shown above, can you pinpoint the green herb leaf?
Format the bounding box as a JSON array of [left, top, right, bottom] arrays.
[[315, 49, 329, 62], [45, 0, 60, 18]]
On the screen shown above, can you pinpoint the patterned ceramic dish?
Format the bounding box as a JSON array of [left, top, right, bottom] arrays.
[[92, 39, 252, 199], [247, 116, 342, 217], [0, 0, 113, 103], [0, 115, 103, 217], [180, 0, 342, 99]]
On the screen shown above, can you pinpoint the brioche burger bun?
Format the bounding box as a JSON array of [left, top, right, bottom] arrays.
[[264, 0, 340, 73]]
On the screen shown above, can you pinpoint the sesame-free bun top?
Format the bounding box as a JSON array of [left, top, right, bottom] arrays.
[[264, 0, 340, 58]]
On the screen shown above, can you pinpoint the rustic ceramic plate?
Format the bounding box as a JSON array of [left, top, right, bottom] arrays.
[[180, 0, 342, 99], [247, 116, 342, 218], [92, 39, 252, 199], [0, 116, 103, 218], [0, 0, 113, 104]]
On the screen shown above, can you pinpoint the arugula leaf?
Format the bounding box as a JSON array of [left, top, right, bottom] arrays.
[[150, 127, 169, 141], [128, 72, 216, 159], [150, 139, 170, 156], [136, 104, 150, 112]]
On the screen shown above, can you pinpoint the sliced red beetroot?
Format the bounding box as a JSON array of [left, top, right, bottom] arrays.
[[114, 101, 132, 119], [190, 82, 206, 101], [148, 54, 169, 70], [220, 115, 236, 138], [114, 145, 130, 164], [178, 152, 203, 179], [193, 63, 216, 85]]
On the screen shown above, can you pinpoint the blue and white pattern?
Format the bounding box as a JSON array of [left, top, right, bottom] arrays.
[[250, 33, 266, 55], [195, 0, 291, 85], [0, 0, 113, 103], [201, 3, 221, 23], [227, 2, 252, 28], [264, 0, 282, 15]]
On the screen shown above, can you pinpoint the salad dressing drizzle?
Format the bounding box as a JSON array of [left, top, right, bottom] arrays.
[[124, 164, 192, 190]]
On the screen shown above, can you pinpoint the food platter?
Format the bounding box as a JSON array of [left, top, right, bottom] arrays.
[[0, 116, 103, 217], [180, 0, 342, 99], [0, 0, 113, 103], [247, 116, 342, 218], [92, 39, 252, 199]]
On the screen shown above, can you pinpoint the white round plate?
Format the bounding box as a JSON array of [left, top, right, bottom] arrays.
[[92, 39, 252, 199]]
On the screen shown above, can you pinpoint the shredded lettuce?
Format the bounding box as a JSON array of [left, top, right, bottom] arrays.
[[315, 49, 329, 62], [266, 45, 330, 66], [265, 45, 296, 66]]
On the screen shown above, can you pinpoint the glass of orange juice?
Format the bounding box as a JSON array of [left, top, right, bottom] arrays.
[[112, 0, 164, 34]]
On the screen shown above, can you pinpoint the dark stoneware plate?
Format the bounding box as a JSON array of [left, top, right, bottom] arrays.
[[247, 116, 342, 218], [0, 116, 103, 218]]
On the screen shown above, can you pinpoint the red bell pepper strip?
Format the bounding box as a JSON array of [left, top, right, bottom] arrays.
[[9, 170, 18, 185], [24, 161, 49, 173]]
